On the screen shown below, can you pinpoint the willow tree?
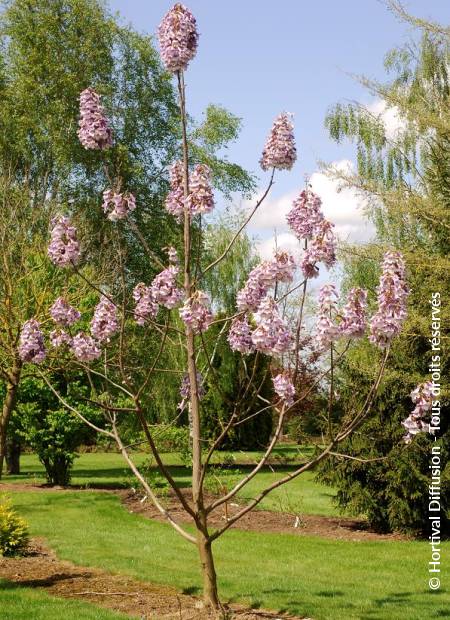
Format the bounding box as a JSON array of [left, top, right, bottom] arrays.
[[18, 4, 419, 615]]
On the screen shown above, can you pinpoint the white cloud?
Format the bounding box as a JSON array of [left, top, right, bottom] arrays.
[[366, 99, 407, 140], [248, 159, 375, 259]]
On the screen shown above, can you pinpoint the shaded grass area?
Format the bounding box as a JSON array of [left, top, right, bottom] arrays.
[[9, 490, 450, 620], [5, 448, 337, 517], [0, 578, 130, 619]]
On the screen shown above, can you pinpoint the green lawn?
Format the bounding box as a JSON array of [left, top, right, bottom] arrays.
[[0, 579, 130, 619], [7, 490, 449, 620], [5, 448, 337, 516]]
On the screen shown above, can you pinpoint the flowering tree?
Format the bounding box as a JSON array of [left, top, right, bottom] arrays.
[[17, 4, 429, 614]]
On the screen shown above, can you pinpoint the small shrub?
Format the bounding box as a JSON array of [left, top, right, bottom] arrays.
[[0, 496, 29, 557]]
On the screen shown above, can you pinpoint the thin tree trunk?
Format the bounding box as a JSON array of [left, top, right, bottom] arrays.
[[197, 515, 221, 613], [0, 361, 22, 479], [177, 69, 221, 611]]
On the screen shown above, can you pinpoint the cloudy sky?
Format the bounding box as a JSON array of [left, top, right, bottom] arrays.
[[109, 0, 449, 259]]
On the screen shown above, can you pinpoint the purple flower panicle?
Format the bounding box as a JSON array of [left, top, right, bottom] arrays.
[[273, 373, 295, 407], [19, 319, 46, 364], [71, 332, 101, 362], [50, 298, 80, 327], [252, 296, 292, 355], [287, 188, 324, 240], [133, 283, 158, 326], [90, 296, 119, 343], [77, 88, 112, 150], [402, 381, 434, 443], [158, 3, 199, 73], [260, 112, 297, 171], [179, 291, 213, 334], [102, 190, 136, 221], [340, 288, 367, 338], [369, 251, 409, 349], [228, 315, 255, 355], [186, 164, 214, 216], [48, 216, 80, 268]]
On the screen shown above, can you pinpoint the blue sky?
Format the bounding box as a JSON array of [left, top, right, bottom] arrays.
[[109, 1, 449, 257]]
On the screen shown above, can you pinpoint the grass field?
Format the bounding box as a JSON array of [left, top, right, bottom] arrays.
[[0, 579, 130, 619], [5, 448, 336, 516], [2, 451, 448, 619], [5, 489, 448, 620]]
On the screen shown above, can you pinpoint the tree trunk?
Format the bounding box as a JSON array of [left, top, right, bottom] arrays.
[[6, 437, 21, 475], [0, 362, 22, 479], [197, 529, 221, 614]]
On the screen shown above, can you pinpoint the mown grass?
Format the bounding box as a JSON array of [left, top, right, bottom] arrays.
[[0, 579, 130, 619], [5, 447, 337, 516], [8, 490, 449, 620]]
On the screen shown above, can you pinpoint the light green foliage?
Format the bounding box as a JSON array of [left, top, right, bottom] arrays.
[[0, 495, 28, 556], [190, 104, 256, 199]]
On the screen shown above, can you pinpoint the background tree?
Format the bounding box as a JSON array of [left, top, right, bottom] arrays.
[[0, 0, 255, 477], [318, 1, 450, 535]]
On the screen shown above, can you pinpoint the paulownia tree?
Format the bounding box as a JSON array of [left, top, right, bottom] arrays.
[[17, 4, 434, 615]]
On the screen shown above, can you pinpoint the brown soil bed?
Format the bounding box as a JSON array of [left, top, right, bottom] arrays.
[[0, 539, 308, 619], [121, 489, 408, 542]]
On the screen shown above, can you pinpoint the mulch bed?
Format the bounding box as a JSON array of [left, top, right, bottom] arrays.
[[0, 539, 309, 619], [121, 488, 408, 542]]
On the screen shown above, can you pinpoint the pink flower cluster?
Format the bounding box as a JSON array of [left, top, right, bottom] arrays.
[[165, 162, 215, 220], [165, 161, 185, 220], [252, 296, 292, 355], [48, 216, 80, 268], [260, 113, 297, 171], [50, 298, 80, 327], [178, 371, 204, 410], [102, 190, 136, 221], [132, 249, 184, 325], [228, 316, 255, 355], [301, 219, 337, 279], [402, 381, 434, 443], [237, 251, 295, 312], [77, 88, 112, 150], [340, 288, 367, 338], [186, 164, 214, 216], [315, 284, 340, 350], [132, 283, 158, 326], [50, 329, 72, 349], [71, 332, 101, 362], [151, 265, 184, 309], [273, 373, 295, 407], [19, 319, 46, 363], [158, 3, 199, 73], [179, 290, 213, 333], [369, 251, 409, 349], [90, 296, 119, 342], [286, 188, 324, 240]]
